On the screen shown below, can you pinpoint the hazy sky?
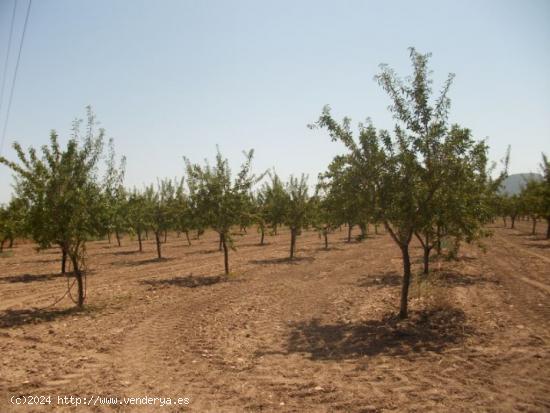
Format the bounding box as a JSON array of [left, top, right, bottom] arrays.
[[0, 0, 549, 202]]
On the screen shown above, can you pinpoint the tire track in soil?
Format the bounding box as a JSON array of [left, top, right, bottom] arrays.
[[468, 231, 550, 412]]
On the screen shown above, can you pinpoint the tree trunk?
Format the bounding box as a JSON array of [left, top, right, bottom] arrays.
[[115, 230, 121, 247], [511, 215, 516, 229], [399, 244, 412, 319], [70, 254, 85, 308], [273, 225, 278, 236], [502, 217, 507, 227], [423, 246, 432, 275], [155, 231, 162, 259], [145, 229, 149, 240], [532, 218, 537, 235], [221, 232, 229, 275], [61, 248, 67, 274], [137, 231, 143, 252], [185, 231, 191, 246], [324, 231, 328, 249], [260, 228, 265, 245], [347, 224, 352, 243], [546, 218, 550, 240], [0, 238, 5, 253], [436, 225, 442, 256], [375, 224, 379, 235], [290, 228, 297, 259], [8, 237, 13, 248], [359, 222, 367, 240]]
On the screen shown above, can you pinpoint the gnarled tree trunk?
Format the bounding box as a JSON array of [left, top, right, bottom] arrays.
[[399, 244, 412, 319]]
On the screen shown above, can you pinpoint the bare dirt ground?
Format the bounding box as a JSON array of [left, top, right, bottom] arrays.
[[1, 222, 549, 412]]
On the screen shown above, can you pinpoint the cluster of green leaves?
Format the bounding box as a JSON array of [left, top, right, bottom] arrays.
[[0, 196, 27, 251]]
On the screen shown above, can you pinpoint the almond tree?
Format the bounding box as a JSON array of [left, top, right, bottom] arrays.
[[147, 179, 177, 260], [520, 180, 543, 235], [173, 179, 194, 246], [252, 191, 268, 245], [0, 197, 27, 252], [102, 139, 128, 246], [185, 149, 261, 275], [310, 190, 337, 250], [413, 125, 503, 272], [317, 155, 372, 242], [539, 153, 550, 239], [312, 49, 494, 318], [0, 107, 106, 307], [260, 171, 287, 236], [127, 188, 150, 252], [283, 174, 313, 260]]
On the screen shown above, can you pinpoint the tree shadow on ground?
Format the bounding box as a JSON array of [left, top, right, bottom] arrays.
[[21, 257, 60, 264], [113, 257, 175, 266], [249, 256, 315, 265], [0, 272, 64, 284], [141, 274, 226, 289], [112, 250, 143, 256], [510, 232, 532, 237], [526, 241, 550, 250], [184, 249, 220, 256], [284, 308, 473, 360], [431, 270, 498, 287], [317, 246, 343, 252], [358, 272, 402, 288], [0, 307, 83, 329]]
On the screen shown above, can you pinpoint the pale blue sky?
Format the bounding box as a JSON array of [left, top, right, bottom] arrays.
[[0, 0, 549, 202]]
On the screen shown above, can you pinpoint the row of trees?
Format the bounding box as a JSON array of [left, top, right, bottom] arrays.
[[497, 158, 550, 238], [2, 50, 545, 319], [0, 115, 338, 307]]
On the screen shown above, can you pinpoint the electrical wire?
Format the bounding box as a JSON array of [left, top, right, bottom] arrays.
[[0, 0, 17, 122], [0, 0, 32, 156]]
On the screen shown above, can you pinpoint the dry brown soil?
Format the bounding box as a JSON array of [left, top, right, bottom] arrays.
[[1, 222, 549, 412]]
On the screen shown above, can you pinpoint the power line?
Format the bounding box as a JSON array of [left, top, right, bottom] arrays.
[[0, 0, 17, 121], [0, 0, 32, 157]]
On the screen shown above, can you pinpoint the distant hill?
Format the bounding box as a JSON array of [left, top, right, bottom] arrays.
[[500, 173, 543, 195]]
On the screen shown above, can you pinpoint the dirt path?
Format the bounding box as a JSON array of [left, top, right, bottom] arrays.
[[1, 227, 550, 412]]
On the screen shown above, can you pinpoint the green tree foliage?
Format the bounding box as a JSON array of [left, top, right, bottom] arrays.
[[127, 188, 150, 252], [185, 149, 260, 274], [317, 154, 374, 242], [0, 196, 27, 251], [309, 189, 338, 250], [173, 179, 194, 246], [539, 154, 550, 239], [0, 107, 107, 307], [259, 171, 287, 236], [520, 180, 544, 235], [147, 179, 177, 260], [102, 138, 128, 246]]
